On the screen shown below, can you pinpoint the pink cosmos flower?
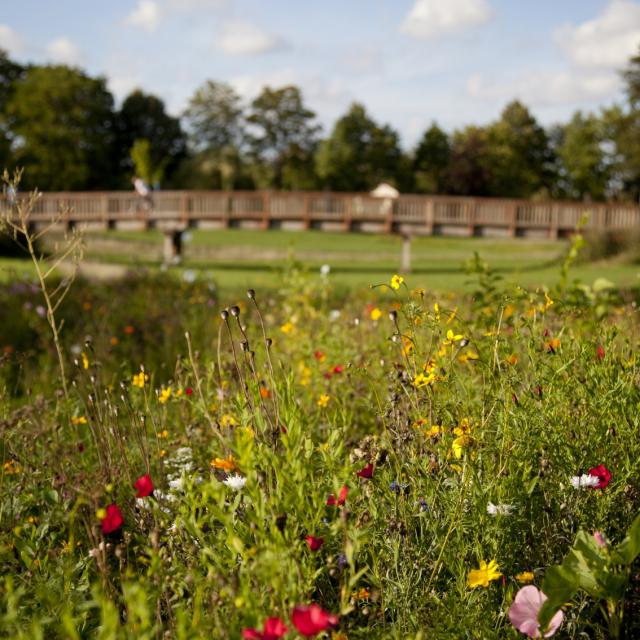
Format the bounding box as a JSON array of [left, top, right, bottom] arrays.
[[508, 585, 563, 638], [291, 604, 338, 637], [242, 617, 288, 640], [306, 535, 324, 551]]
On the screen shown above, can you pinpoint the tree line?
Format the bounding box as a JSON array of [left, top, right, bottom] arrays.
[[2, 47, 640, 201]]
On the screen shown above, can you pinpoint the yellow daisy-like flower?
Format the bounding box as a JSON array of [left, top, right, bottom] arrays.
[[132, 370, 148, 388], [390, 274, 404, 290], [351, 587, 371, 601], [317, 394, 330, 408], [413, 372, 435, 388], [220, 414, 237, 428], [424, 425, 441, 438], [467, 559, 502, 588], [370, 307, 382, 321], [81, 352, 89, 370], [280, 321, 295, 334], [458, 351, 479, 364], [298, 362, 312, 386], [211, 454, 237, 471], [159, 387, 172, 404], [71, 415, 87, 426], [443, 329, 464, 346], [516, 571, 535, 583], [505, 354, 518, 366]]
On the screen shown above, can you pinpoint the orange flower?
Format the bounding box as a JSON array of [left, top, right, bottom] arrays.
[[211, 455, 237, 471]]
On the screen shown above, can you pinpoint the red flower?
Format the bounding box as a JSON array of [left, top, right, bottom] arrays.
[[313, 350, 325, 362], [101, 503, 123, 534], [596, 345, 605, 361], [306, 535, 324, 551], [333, 365, 343, 374], [291, 604, 338, 637], [185, 387, 193, 396], [588, 464, 612, 490], [326, 484, 348, 506], [134, 474, 154, 498], [242, 617, 288, 640], [356, 463, 374, 479]]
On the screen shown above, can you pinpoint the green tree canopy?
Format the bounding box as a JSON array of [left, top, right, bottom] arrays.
[[116, 90, 186, 186], [6, 65, 116, 190], [445, 126, 492, 196], [412, 123, 450, 193], [246, 85, 320, 189], [316, 103, 406, 192]]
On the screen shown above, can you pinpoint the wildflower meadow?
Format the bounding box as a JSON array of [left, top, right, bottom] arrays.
[[1, 230, 640, 639]]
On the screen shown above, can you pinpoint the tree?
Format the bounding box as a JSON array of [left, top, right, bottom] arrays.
[[556, 111, 610, 201], [413, 123, 450, 193], [484, 100, 554, 198], [0, 49, 26, 170], [316, 103, 406, 192], [6, 65, 116, 190], [116, 90, 186, 186], [183, 80, 243, 154], [445, 126, 492, 196], [246, 85, 320, 189]]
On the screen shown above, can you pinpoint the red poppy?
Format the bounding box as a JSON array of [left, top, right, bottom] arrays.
[[313, 351, 325, 362], [596, 345, 605, 361], [306, 535, 324, 551], [332, 365, 343, 374], [134, 474, 154, 498], [588, 464, 612, 490], [101, 503, 123, 534], [291, 604, 338, 637], [185, 387, 193, 396], [326, 484, 348, 506], [242, 617, 288, 640], [356, 463, 374, 479], [124, 325, 135, 335]]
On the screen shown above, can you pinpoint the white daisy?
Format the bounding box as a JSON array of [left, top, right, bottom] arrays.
[[223, 474, 247, 491], [571, 474, 600, 489], [487, 502, 515, 516]]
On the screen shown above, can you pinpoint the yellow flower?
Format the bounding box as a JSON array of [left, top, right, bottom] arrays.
[[443, 329, 464, 346], [424, 425, 441, 438], [81, 352, 89, 370], [402, 337, 414, 355], [467, 559, 502, 588], [280, 321, 295, 334], [71, 415, 87, 426], [370, 307, 382, 321], [317, 394, 330, 408], [541, 292, 554, 312], [3, 460, 21, 474], [96, 508, 106, 520], [446, 308, 458, 324], [211, 455, 237, 471], [351, 587, 370, 600], [458, 351, 479, 364], [516, 571, 535, 583], [413, 372, 435, 388], [132, 370, 148, 388], [159, 387, 172, 404], [156, 429, 169, 439], [505, 354, 518, 366], [451, 435, 470, 459], [453, 418, 472, 437], [390, 274, 404, 290], [220, 414, 237, 428], [503, 304, 517, 319], [298, 362, 312, 386], [433, 302, 440, 321], [159, 449, 167, 458]]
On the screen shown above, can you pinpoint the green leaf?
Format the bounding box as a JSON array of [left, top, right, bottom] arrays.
[[538, 563, 578, 630], [612, 512, 640, 565]]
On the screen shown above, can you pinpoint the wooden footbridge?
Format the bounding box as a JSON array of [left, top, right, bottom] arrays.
[[5, 189, 640, 268]]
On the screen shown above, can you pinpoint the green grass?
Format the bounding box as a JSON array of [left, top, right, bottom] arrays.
[[19, 229, 640, 292]]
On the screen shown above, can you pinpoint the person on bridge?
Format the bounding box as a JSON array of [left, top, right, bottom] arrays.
[[132, 176, 153, 212]]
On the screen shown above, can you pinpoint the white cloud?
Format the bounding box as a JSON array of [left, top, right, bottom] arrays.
[[556, 0, 640, 69], [46, 37, 82, 66], [126, 0, 161, 33], [467, 69, 620, 108], [166, 0, 226, 8], [400, 0, 492, 39], [0, 24, 24, 54], [218, 21, 286, 56]]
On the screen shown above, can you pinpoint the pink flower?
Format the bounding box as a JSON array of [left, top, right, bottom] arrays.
[[326, 484, 348, 506], [588, 464, 611, 489], [291, 604, 338, 637], [593, 531, 608, 547], [133, 474, 154, 498], [306, 535, 324, 551], [356, 463, 374, 479], [242, 617, 288, 640], [508, 585, 563, 638]]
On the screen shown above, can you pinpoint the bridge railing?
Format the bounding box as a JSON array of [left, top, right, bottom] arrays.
[[2, 190, 639, 238]]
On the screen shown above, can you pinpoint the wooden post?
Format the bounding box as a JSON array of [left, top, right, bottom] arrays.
[[303, 192, 311, 229], [262, 191, 270, 229], [163, 228, 183, 266], [507, 201, 517, 237], [425, 199, 434, 235], [401, 233, 412, 273]]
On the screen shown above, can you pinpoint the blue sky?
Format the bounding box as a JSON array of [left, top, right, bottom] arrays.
[[1, 0, 639, 146]]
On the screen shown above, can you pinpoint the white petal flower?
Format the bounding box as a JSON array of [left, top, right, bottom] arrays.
[[487, 502, 515, 516], [320, 264, 331, 277], [223, 473, 247, 491], [571, 474, 600, 489]]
